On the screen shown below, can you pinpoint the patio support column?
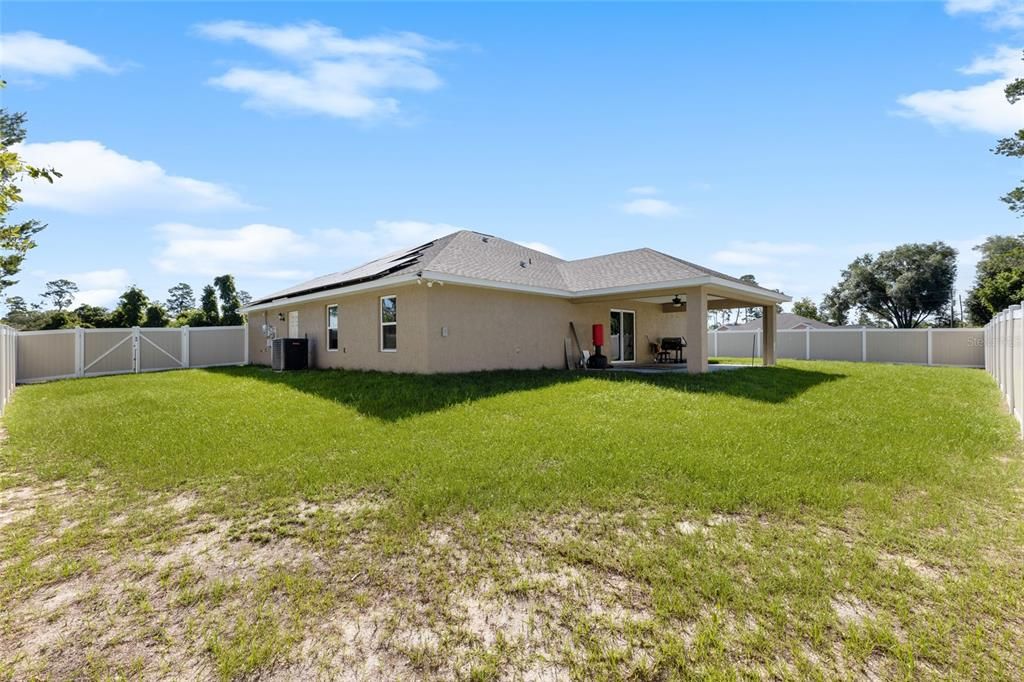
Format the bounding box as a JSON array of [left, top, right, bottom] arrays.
[[762, 305, 777, 366], [684, 286, 708, 374]]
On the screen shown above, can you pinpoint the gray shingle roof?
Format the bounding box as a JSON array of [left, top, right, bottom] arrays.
[[251, 230, 784, 305]]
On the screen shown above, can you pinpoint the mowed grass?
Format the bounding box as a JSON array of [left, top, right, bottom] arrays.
[[1, 360, 1023, 679], [1, 361, 1013, 517]]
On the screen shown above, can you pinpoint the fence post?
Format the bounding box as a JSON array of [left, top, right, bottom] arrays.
[[1003, 310, 1010, 395], [755, 330, 761, 358], [997, 313, 1003, 390], [712, 329, 718, 357], [0, 329, 6, 412], [983, 323, 987, 374], [1005, 310, 1011, 395], [2, 329, 7, 409], [1010, 306, 1020, 417], [927, 328, 933, 366], [861, 328, 867, 362], [805, 328, 811, 360], [243, 323, 249, 365], [75, 327, 84, 378], [132, 326, 141, 373], [999, 312, 1005, 388], [181, 326, 190, 368], [1019, 303, 1024, 434]]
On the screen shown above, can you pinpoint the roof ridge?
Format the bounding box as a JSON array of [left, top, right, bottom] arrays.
[[562, 247, 649, 266]]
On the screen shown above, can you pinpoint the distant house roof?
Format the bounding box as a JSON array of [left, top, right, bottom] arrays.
[[246, 230, 790, 309], [722, 313, 833, 331]]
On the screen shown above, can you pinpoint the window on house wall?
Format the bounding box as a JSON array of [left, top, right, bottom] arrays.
[[288, 311, 299, 338], [380, 295, 397, 351], [327, 305, 338, 351]]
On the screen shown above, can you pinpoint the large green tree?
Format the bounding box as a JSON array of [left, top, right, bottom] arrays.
[[143, 303, 170, 328], [993, 50, 1023, 214], [0, 82, 60, 295], [112, 286, 149, 327], [791, 297, 822, 322], [166, 282, 195, 317], [965, 234, 1024, 324], [820, 288, 850, 326], [826, 242, 957, 328], [41, 278, 78, 311], [213, 274, 243, 326], [2, 295, 47, 330], [73, 304, 112, 328], [199, 285, 220, 326]]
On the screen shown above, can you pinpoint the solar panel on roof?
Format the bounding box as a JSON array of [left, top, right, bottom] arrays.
[[250, 240, 436, 305]]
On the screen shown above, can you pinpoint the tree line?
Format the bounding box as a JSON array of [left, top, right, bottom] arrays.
[[780, 235, 1024, 329], [2, 276, 251, 331]]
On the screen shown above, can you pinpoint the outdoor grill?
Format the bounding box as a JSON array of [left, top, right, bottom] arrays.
[[659, 337, 686, 364]]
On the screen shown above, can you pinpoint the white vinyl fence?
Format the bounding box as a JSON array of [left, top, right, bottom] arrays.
[[0, 325, 16, 415], [984, 304, 1024, 432], [712, 327, 984, 368], [16, 325, 248, 384]]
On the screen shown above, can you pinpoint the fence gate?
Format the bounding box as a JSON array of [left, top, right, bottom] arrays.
[[138, 328, 185, 372], [81, 328, 136, 378], [16, 325, 247, 384]]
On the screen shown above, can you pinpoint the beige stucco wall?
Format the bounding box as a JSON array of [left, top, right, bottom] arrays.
[[248, 283, 687, 373], [568, 299, 686, 365], [425, 286, 568, 372], [425, 287, 686, 372], [248, 283, 430, 373]]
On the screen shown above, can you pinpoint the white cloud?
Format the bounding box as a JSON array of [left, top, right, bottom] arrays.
[[31, 268, 131, 308], [0, 31, 114, 77], [627, 186, 659, 195], [620, 198, 680, 218], [68, 269, 131, 307], [13, 141, 249, 214], [896, 45, 1024, 134], [710, 241, 819, 267], [153, 223, 314, 279], [516, 241, 562, 258], [194, 20, 451, 60], [946, 0, 1024, 29], [314, 220, 460, 261], [195, 20, 452, 119]]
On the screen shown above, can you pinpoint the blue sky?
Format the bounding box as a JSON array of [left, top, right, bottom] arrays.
[[1, 1, 1022, 311]]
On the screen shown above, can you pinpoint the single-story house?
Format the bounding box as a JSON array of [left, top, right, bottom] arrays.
[[241, 231, 790, 374], [721, 313, 832, 332]]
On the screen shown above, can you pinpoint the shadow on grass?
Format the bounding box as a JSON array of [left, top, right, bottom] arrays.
[[204, 364, 846, 422]]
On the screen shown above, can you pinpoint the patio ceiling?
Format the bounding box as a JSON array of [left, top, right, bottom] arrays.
[[571, 281, 789, 308]]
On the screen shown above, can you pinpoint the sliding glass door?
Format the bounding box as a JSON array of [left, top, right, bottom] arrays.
[[610, 310, 635, 362]]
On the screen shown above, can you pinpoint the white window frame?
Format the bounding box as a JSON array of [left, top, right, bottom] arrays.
[[326, 304, 339, 352], [610, 308, 637, 364], [380, 295, 397, 352], [288, 310, 299, 338]]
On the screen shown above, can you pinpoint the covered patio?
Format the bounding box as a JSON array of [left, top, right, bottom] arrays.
[[571, 280, 790, 374]]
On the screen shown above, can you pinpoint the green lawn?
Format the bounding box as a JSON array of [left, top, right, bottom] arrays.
[[1, 361, 1022, 680]]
